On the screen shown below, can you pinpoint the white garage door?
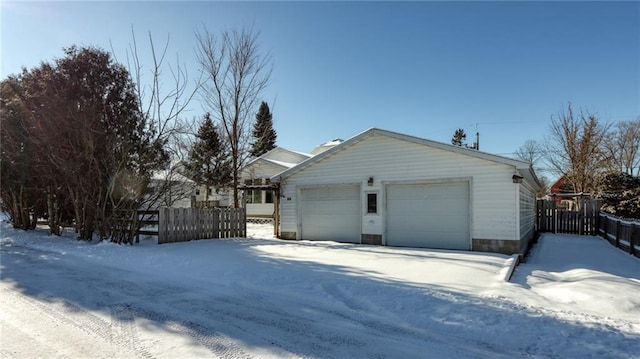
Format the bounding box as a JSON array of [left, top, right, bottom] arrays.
[[300, 185, 360, 243], [386, 182, 470, 250]]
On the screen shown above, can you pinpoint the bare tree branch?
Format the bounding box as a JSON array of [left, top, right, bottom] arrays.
[[546, 103, 610, 193], [196, 26, 272, 207]]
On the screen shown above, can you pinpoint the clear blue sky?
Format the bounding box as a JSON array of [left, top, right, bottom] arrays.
[[2, 1, 639, 161]]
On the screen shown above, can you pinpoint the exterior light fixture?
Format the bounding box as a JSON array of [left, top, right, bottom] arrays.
[[368, 177, 374, 186], [512, 174, 524, 184]]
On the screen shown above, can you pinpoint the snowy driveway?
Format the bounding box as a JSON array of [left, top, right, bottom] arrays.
[[1, 224, 639, 358]]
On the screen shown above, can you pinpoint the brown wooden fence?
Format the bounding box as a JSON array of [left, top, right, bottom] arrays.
[[158, 207, 246, 244], [598, 213, 640, 257], [536, 199, 600, 235]]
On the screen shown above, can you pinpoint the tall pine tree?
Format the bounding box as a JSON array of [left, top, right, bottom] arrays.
[[185, 113, 232, 203], [250, 102, 277, 157]]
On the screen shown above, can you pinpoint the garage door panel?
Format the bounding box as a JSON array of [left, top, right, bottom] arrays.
[[387, 182, 470, 250], [301, 185, 360, 243]]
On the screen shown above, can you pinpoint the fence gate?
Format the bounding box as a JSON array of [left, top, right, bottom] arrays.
[[536, 199, 600, 235]]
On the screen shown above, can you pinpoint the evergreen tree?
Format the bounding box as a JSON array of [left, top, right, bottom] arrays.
[[597, 171, 640, 219], [250, 101, 277, 157], [185, 113, 232, 203], [451, 128, 467, 147]]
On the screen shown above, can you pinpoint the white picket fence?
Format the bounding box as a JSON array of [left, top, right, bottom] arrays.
[[158, 207, 246, 244]]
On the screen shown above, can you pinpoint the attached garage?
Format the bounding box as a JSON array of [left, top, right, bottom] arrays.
[[386, 181, 470, 250], [300, 185, 360, 243]]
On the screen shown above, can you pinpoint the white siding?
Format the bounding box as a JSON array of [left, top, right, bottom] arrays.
[[246, 203, 274, 217], [519, 182, 536, 240], [279, 133, 520, 243], [241, 161, 286, 180], [263, 148, 310, 164], [193, 186, 230, 206]]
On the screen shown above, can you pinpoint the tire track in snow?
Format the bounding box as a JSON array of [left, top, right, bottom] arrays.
[[167, 291, 371, 358], [109, 304, 155, 359], [2, 244, 253, 358], [120, 304, 254, 359], [0, 284, 148, 358]]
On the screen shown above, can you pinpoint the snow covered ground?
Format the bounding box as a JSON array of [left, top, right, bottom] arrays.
[[1, 220, 639, 358]]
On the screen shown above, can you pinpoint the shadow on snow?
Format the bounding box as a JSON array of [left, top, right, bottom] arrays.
[[1, 229, 637, 358]]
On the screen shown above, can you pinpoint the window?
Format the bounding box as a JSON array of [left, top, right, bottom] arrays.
[[367, 193, 377, 214], [244, 178, 264, 204], [195, 189, 200, 195], [265, 190, 273, 204], [252, 189, 262, 204]]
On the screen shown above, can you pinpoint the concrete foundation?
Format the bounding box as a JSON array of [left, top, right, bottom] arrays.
[[279, 231, 297, 240], [361, 234, 382, 245], [472, 238, 521, 255]]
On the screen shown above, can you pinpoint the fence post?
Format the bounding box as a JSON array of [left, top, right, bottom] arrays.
[[594, 201, 600, 235], [134, 210, 140, 244], [578, 200, 584, 235], [243, 207, 247, 237], [551, 200, 557, 234], [213, 208, 219, 239], [158, 208, 166, 244], [631, 224, 637, 256], [615, 220, 621, 248]]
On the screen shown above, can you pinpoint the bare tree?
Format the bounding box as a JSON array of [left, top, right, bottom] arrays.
[[515, 139, 548, 197], [515, 140, 544, 166], [603, 118, 640, 176], [195, 26, 272, 207], [546, 103, 610, 194], [112, 29, 202, 211]]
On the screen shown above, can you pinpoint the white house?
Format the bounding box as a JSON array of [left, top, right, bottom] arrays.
[[149, 167, 196, 209], [271, 128, 541, 255], [192, 185, 231, 208], [240, 147, 313, 217]]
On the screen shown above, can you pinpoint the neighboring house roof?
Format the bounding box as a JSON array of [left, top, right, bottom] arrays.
[[549, 174, 568, 194], [311, 138, 344, 155], [152, 169, 194, 183], [242, 147, 313, 179], [260, 158, 302, 169], [272, 127, 541, 189]]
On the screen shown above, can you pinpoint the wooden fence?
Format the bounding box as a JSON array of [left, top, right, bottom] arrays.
[[536, 199, 600, 235], [158, 207, 246, 244], [598, 213, 640, 257]]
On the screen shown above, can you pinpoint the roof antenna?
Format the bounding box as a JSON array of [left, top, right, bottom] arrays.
[[472, 123, 479, 150]]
